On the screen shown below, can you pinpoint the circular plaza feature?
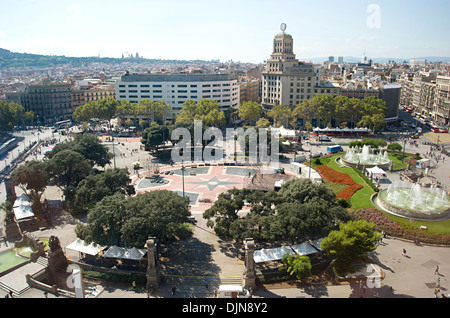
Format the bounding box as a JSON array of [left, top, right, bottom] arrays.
[[135, 164, 295, 213]]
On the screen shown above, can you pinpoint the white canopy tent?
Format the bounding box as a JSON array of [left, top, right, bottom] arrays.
[[366, 166, 386, 175], [123, 247, 146, 260], [14, 193, 31, 207], [309, 238, 324, 251], [65, 238, 106, 256], [271, 126, 296, 139], [13, 193, 34, 221], [253, 246, 294, 263], [290, 242, 319, 256], [102, 246, 146, 260], [13, 204, 34, 221]]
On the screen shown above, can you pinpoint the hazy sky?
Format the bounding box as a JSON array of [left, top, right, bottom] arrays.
[[0, 0, 449, 63]]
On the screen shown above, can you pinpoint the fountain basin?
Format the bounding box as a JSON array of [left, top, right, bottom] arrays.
[[374, 182, 450, 220], [340, 145, 391, 169]]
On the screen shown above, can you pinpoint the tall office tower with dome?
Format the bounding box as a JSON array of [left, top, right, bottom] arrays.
[[261, 24, 323, 110]]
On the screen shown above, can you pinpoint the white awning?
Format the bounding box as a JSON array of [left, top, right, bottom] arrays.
[[309, 238, 324, 251], [274, 180, 286, 188], [13, 193, 31, 207], [123, 247, 146, 260], [366, 166, 385, 175], [254, 246, 294, 263], [102, 246, 125, 258], [13, 204, 34, 220], [66, 239, 106, 256], [102, 246, 146, 260], [290, 242, 319, 256]]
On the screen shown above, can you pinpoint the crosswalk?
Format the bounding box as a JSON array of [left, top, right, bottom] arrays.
[[162, 274, 243, 294]]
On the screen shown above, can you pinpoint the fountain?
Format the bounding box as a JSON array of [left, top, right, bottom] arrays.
[[340, 145, 391, 169], [374, 181, 450, 220]]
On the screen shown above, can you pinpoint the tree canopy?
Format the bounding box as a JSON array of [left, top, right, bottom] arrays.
[[48, 133, 113, 168], [238, 101, 263, 125], [203, 178, 351, 243], [76, 190, 192, 246], [0, 101, 34, 134], [175, 99, 226, 127], [320, 220, 382, 276], [293, 95, 388, 130]]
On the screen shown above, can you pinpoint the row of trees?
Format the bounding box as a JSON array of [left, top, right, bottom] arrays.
[[237, 95, 388, 132], [0, 101, 35, 135]]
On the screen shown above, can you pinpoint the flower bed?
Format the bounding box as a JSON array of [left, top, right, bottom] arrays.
[[351, 208, 450, 245], [316, 165, 363, 200]]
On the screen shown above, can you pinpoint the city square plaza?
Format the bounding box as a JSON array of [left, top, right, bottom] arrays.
[[0, 127, 449, 298]]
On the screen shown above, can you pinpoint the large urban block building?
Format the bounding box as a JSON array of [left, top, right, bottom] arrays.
[[434, 76, 450, 126], [261, 29, 321, 109], [6, 81, 73, 124], [115, 72, 239, 114]]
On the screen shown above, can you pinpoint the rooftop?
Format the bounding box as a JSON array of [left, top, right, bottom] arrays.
[[120, 73, 236, 83]]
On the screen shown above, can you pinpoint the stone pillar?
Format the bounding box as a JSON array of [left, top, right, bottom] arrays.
[[145, 237, 161, 289], [243, 238, 256, 289], [47, 235, 68, 285]]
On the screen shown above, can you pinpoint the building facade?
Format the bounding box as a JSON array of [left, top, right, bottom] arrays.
[[115, 72, 239, 114], [261, 30, 320, 109], [6, 81, 73, 124], [434, 76, 450, 126]]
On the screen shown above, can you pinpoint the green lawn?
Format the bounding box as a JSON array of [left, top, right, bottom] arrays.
[[325, 155, 376, 209], [387, 213, 450, 235]]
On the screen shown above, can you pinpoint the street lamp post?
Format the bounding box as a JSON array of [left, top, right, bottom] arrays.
[[181, 161, 186, 198]]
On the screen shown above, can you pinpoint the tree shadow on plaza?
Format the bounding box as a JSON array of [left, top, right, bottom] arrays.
[[160, 236, 221, 278]]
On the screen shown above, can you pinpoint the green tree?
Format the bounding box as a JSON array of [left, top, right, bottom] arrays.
[[47, 149, 92, 187], [141, 124, 169, 152], [387, 143, 402, 151], [267, 105, 292, 128], [280, 253, 312, 279], [314, 95, 336, 128], [11, 160, 50, 214], [74, 168, 133, 211], [48, 133, 112, 168], [75, 193, 129, 246], [76, 190, 191, 246], [294, 99, 317, 131], [0, 101, 24, 134], [203, 188, 246, 238], [255, 118, 270, 128], [321, 220, 382, 276], [238, 101, 263, 125]]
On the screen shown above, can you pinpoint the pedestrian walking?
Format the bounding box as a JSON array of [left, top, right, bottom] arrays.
[[205, 280, 208, 289], [402, 248, 406, 257], [172, 285, 176, 295], [434, 287, 440, 298], [435, 265, 440, 275]]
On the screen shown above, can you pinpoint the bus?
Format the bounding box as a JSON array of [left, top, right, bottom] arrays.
[[54, 119, 72, 129]]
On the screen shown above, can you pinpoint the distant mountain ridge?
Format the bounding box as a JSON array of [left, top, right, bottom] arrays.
[[0, 48, 209, 69]]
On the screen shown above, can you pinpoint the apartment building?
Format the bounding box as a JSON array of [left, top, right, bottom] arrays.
[[434, 76, 450, 126], [6, 80, 73, 124], [239, 76, 261, 103]]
